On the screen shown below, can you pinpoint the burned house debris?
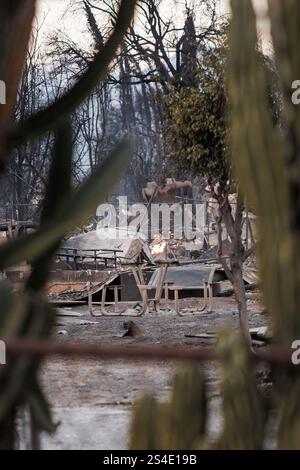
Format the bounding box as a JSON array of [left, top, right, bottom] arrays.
[[0, 179, 257, 318]]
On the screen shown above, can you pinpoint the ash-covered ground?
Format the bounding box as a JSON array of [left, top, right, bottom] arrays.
[[38, 294, 268, 450]]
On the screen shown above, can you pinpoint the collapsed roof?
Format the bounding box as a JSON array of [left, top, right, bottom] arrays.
[[62, 227, 153, 264]]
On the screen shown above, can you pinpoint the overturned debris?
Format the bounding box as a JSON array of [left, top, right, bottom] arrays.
[[60, 227, 152, 270], [122, 321, 144, 338]]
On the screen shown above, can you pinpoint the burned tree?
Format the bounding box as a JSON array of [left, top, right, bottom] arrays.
[[164, 36, 252, 342], [47, 0, 224, 197]]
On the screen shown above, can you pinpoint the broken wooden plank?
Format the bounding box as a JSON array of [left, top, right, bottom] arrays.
[[56, 308, 83, 317], [185, 333, 216, 339]]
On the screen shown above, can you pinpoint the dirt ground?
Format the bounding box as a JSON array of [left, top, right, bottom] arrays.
[[37, 293, 268, 450]]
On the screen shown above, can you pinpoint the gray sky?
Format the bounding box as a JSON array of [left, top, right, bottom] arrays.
[[37, 0, 270, 50], [37, 0, 231, 41]]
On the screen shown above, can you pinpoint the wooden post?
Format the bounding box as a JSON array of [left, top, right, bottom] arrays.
[[87, 280, 93, 316], [174, 288, 179, 314], [101, 285, 107, 314], [114, 285, 119, 311], [154, 263, 168, 312], [164, 282, 169, 310]]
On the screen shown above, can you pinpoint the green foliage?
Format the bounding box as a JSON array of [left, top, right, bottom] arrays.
[[130, 364, 207, 450], [131, 0, 300, 450], [167, 365, 207, 449], [130, 329, 266, 450], [164, 27, 278, 190], [129, 394, 161, 450], [229, 0, 300, 346], [165, 45, 229, 185], [0, 0, 136, 448], [228, 0, 300, 449], [216, 329, 266, 449]]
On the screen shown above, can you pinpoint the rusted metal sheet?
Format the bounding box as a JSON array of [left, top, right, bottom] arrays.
[[47, 270, 120, 302]]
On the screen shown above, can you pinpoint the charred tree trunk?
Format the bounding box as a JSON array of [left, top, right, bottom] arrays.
[[0, 408, 16, 450], [216, 190, 251, 345], [230, 249, 250, 345]]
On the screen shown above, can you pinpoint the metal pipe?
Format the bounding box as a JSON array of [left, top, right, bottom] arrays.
[[4, 339, 295, 367]]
